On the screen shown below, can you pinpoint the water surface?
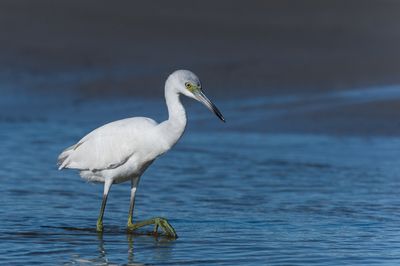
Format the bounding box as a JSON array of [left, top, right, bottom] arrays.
[[1, 87, 400, 265]]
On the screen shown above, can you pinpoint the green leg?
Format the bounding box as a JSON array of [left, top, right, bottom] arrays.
[[97, 179, 112, 232], [127, 178, 177, 238], [96, 194, 107, 232], [127, 178, 139, 228]]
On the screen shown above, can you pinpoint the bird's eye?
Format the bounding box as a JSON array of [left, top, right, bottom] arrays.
[[185, 82, 191, 89]]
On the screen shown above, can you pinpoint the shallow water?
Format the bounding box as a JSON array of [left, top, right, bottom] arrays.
[[1, 87, 400, 265]]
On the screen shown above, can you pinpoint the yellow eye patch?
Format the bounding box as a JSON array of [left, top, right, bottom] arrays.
[[185, 82, 197, 93]]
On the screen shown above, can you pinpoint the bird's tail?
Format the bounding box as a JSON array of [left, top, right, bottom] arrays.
[[57, 144, 77, 170]]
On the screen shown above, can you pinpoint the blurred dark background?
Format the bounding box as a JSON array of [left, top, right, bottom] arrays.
[[1, 0, 399, 134]]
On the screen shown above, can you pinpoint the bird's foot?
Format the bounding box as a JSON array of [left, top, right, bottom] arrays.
[[127, 217, 177, 238]]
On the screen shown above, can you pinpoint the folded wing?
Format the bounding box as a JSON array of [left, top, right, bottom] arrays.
[[58, 117, 157, 171]]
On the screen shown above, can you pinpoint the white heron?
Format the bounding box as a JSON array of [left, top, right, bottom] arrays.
[[58, 70, 225, 238]]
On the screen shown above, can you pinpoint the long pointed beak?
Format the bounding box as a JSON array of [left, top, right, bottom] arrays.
[[195, 90, 226, 122]]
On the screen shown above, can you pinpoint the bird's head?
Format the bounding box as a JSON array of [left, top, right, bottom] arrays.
[[168, 69, 225, 122]]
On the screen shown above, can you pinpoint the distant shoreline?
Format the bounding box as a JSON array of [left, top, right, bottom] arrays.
[[0, 0, 399, 96]]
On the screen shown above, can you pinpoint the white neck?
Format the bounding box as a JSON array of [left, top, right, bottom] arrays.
[[157, 80, 187, 149]]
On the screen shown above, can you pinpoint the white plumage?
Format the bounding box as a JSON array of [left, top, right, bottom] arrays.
[[58, 117, 159, 183], [57, 69, 225, 236]]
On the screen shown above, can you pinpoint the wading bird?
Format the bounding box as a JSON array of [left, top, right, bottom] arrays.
[[58, 70, 225, 238]]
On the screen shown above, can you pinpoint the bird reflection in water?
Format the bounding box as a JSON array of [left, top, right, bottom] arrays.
[[70, 230, 174, 265]]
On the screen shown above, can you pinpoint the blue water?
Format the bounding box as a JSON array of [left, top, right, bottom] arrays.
[[1, 86, 400, 265]]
